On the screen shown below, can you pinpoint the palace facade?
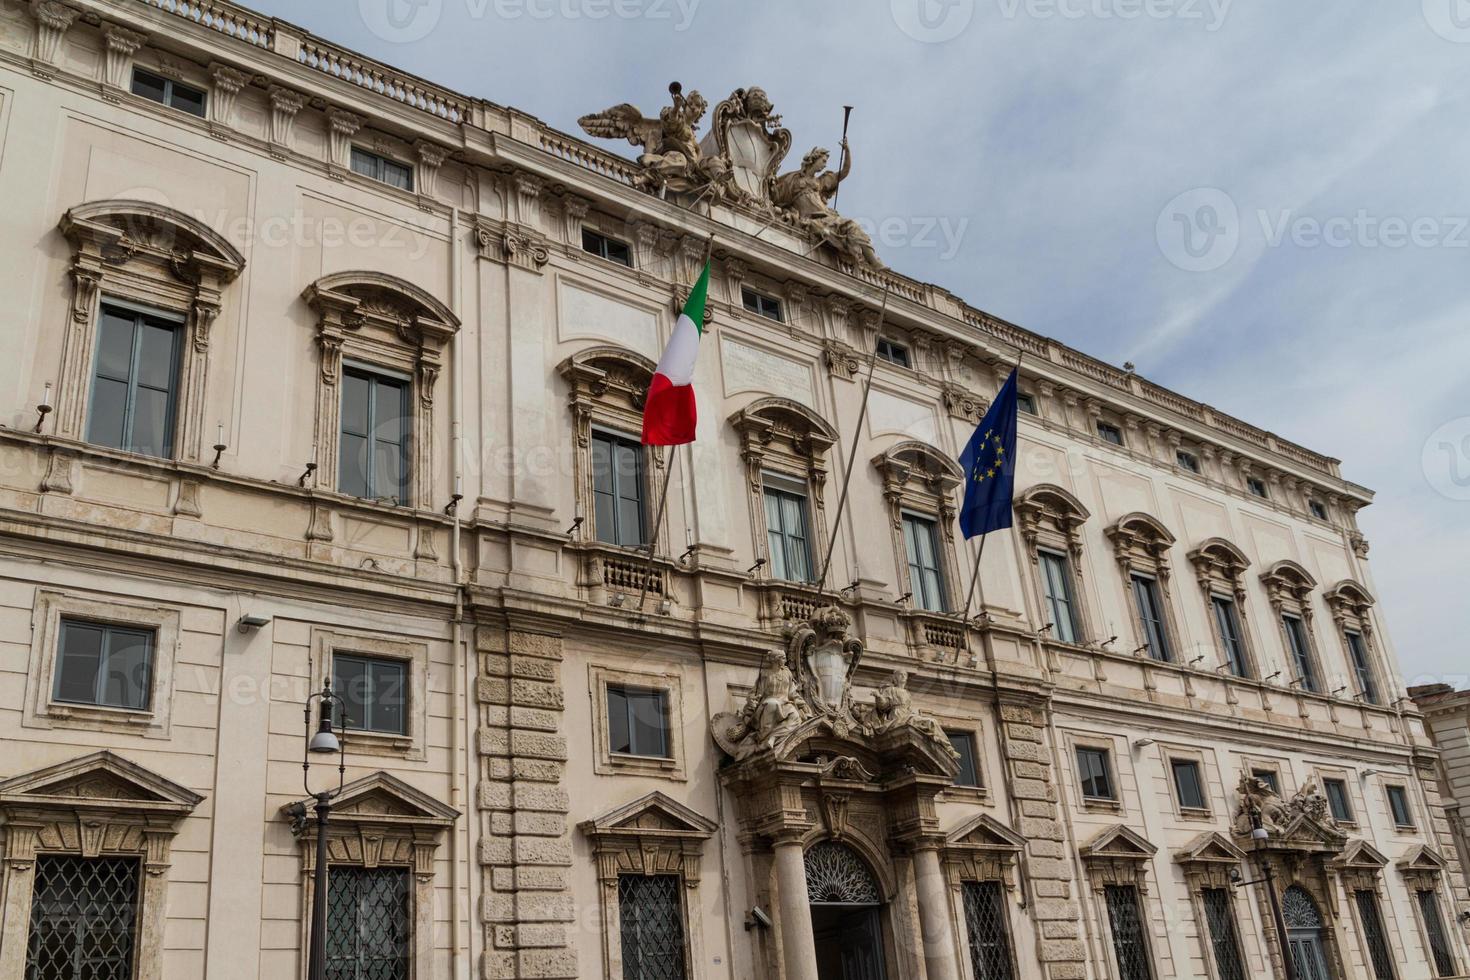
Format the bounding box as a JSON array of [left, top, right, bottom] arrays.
[[0, 1, 1465, 979]]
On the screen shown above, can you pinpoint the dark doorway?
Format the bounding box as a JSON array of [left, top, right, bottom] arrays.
[[811, 904, 887, 980]]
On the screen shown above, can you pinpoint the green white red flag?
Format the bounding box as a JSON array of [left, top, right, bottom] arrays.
[[641, 260, 710, 446]]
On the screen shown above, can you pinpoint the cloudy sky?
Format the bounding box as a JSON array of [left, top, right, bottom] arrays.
[[254, 0, 1469, 688]]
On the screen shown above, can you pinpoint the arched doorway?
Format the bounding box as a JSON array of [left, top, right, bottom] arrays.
[[805, 841, 888, 980], [1283, 885, 1333, 980]]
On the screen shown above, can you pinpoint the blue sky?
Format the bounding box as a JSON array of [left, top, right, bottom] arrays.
[[258, 0, 1469, 688]]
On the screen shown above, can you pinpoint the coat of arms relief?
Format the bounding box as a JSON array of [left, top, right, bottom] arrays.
[[579, 82, 884, 271]]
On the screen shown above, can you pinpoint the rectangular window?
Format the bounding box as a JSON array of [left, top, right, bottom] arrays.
[[1386, 785, 1414, 828], [741, 286, 783, 322], [947, 731, 981, 788], [53, 618, 154, 711], [1176, 450, 1200, 473], [339, 365, 411, 504], [350, 146, 414, 190], [1345, 631, 1379, 705], [325, 866, 409, 980], [1252, 769, 1280, 795], [1171, 758, 1208, 811], [333, 653, 408, 736], [1097, 421, 1124, 446], [875, 338, 910, 367], [1039, 550, 1081, 643], [962, 880, 1013, 980], [607, 685, 670, 758], [1354, 890, 1396, 980], [591, 430, 646, 547], [1418, 889, 1457, 978], [762, 474, 812, 583], [1202, 888, 1247, 980], [1131, 574, 1173, 662], [1323, 778, 1353, 822], [130, 67, 206, 117], [1282, 614, 1317, 692], [1211, 595, 1249, 677], [1076, 746, 1115, 801], [1016, 392, 1038, 416], [1104, 884, 1154, 980], [618, 874, 685, 980], [1246, 477, 1269, 498], [902, 513, 947, 612], [25, 855, 141, 980], [582, 228, 633, 267], [87, 302, 184, 459], [1309, 500, 1328, 520]]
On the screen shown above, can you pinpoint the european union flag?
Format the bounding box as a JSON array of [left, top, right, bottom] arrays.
[[958, 368, 1019, 539]]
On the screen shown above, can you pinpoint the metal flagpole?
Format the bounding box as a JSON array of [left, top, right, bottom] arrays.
[[959, 349, 1025, 623], [816, 282, 891, 594]]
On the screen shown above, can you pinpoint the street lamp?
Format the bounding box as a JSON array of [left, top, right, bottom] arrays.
[[1231, 801, 1297, 980], [297, 682, 346, 980]]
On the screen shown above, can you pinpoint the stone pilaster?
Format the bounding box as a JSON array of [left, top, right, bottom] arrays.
[[997, 700, 1087, 980], [477, 627, 577, 980]]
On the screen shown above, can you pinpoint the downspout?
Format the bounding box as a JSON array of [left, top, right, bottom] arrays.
[[447, 201, 470, 979]]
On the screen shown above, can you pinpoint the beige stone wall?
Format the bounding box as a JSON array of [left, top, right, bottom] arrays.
[[0, 1, 1465, 979]]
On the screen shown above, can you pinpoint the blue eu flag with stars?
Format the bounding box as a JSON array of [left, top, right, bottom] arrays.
[[958, 369, 1019, 539]]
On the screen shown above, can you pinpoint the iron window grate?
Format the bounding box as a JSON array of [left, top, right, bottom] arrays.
[[1104, 884, 1154, 980], [1202, 887, 1246, 980], [1354, 890, 1396, 980], [325, 866, 409, 980], [618, 874, 685, 980], [25, 855, 141, 980], [962, 880, 1013, 980]]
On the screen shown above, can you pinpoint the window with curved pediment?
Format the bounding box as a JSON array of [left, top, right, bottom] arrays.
[[730, 398, 837, 596], [872, 441, 964, 614], [54, 200, 245, 463], [1015, 485, 1093, 644], [1323, 581, 1385, 705], [1260, 561, 1325, 694], [1106, 513, 1181, 664], [1187, 538, 1259, 679], [302, 272, 458, 511]]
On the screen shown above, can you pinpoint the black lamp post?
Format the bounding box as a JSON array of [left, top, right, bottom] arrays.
[[1232, 802, 1297, 980], [300, 682, 346, 980]]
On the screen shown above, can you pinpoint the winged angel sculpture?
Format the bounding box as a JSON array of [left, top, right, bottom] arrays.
[[578, 82, 736, 199]]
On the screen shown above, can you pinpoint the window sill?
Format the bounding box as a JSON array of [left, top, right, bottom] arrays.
[[1178, 807, 1213, 821], [942, 785, 990, 804], [342, 729, 418, 759], [48, 701, 154, 723], [604, 751, 685, 782], [1081, 798, 1122, 812]]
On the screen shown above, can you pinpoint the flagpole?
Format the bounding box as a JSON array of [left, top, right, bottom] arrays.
[[959, 349, 1025, 625], [816, 282, 891, 595]]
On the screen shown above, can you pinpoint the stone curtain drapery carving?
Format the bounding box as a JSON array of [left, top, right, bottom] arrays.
[[55, 200, 245, 462], [301, 271, 458, 510], [804, 841, 882, 905]]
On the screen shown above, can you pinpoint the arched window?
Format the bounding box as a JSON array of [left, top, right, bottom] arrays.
[[804, 841, 882, 905]]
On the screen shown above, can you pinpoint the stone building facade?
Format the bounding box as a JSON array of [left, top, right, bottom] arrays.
[[0, 0, 1465, 978]]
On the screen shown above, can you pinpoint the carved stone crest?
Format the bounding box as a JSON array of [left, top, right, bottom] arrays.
[[699, 86, 791, 203]]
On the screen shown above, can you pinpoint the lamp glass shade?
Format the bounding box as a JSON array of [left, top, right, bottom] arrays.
[[309, 728, 341, 754]]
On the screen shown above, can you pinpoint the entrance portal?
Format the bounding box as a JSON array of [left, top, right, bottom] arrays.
[[805, 841, 888, 980], [1283, 885, 1334, 980]]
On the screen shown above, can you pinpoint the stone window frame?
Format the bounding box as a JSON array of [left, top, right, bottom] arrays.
[[0, 750, 203, 980], [1332, 840, 1400, 980], [1159, 744, 1214, 820], [1322, 580, 1387, 705], [1014, 484, 1095, 645], [1079, 824, 1162, 979], [54, 200, 245, 464], [1382, 782, 1417, 832], [578, 791, 717, 980], [1396, 846, 1460, 976], [730, 398, 838, 587], [1065, 731, 1124, 813], [1240, 757, 1290, 799], [22, 589, 181, 740], [283, 771, 458, 980], [313, 627, 430, 762], [935, 719, 989, 803], [1105, 512, 1184, 664], [1311, 766, 1360, 829], [1186, 538, 1262, 678], [589, 663, 687, 781], [1172, 832, 1249, 980], [302, 271, 458, 512], [1259, 560, 1328, 693], [872, 440, 965, 615], [941, 813, 1027, 980]]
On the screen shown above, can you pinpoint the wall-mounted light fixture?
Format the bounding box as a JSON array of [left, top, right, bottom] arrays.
[[236, 614, 271, 634], [34, 382, 53, 433]]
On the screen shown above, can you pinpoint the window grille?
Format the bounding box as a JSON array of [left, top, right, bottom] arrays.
[[1104, 884, 1153, 980], [325, 866, 409, 980], [1417, 889, 1457, 978], [804, 841, 881, 905], [1353, 890, 1396, 980], [25, 856, 140, 980], [1201, 887, 1246, 980], [618, 874, 685, 980], [962, 880, 1013, 980]]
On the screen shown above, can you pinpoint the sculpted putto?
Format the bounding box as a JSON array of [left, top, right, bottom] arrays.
[[771, 144, 883, 270]]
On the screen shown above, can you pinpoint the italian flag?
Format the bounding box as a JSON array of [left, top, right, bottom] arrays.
[[642, 260, 709, 446]]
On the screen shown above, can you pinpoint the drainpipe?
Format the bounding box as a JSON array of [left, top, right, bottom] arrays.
[[446, 200, 470, 980]]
